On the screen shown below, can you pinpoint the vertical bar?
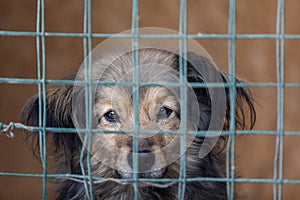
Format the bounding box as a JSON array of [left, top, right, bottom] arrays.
[[226, 127, 232, 198], [178, 0, 188, 199], [273, 1, 281, 198], [131, 0, 140, 199], [86, 0, 94, 198], [35, 0, 42, 162], [80, 0, 91, 198], [35, 0, 47, 199], [40, 0, 47, 199], [276, 0, 285, 199], [228, 0, 237, 199]]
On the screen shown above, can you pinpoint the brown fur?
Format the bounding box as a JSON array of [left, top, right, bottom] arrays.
[[22, 49, 256, 199]]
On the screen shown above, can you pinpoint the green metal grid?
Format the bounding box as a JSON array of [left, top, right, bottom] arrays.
[[131, 1, 140, 198], [0, 0, 299, 199]]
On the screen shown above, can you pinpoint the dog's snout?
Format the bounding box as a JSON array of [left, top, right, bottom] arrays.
[[127, 150, 155, 172]]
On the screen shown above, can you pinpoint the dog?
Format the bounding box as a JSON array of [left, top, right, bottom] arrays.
[[22, 48, 256, 200]]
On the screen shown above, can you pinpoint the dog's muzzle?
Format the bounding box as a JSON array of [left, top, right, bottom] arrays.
[[117, 149, 166, 179], [127, 150, 155, 172]]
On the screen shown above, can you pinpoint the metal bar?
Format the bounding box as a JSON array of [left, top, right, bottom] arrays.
[[39, 0, 48, 198], [131, 0, 140, 199], [1, 77, 300, 88], [2, 30, 300, 40], [277, 0, 285, 199], [177, 0, 188, 199], [3, 122, 300, 137], [228, 0, 237, 199], [80, 0, 91, 197], [87, 0, 95, 197], [2, 172, 300, 185]]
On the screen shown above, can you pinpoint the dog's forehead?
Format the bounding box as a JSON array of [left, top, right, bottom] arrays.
[[97, 85, 177, 105], [102, 49, 178, 80]]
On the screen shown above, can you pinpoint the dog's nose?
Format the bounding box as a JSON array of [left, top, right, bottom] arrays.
[[127, 150, 155, 172]]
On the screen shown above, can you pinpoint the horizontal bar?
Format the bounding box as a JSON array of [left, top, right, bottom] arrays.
[[1, 77, 300, 88], [1, 122, 300, 136], [1, 31, 300, 39], [1, 172, 300, 185]]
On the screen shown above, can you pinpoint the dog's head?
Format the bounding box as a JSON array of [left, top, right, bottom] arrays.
[[22, 48, 256, 183]]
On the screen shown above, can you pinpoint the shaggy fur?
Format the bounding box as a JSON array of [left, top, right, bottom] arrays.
[[22, 49, 256, 200]]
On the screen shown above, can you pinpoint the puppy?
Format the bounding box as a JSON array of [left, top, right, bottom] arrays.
[[22, 48, 256, 200]]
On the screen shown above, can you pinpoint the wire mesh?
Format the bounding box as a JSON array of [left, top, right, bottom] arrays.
[[0, 0, 299, 199]]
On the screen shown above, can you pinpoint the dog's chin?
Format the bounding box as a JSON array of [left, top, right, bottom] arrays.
[[117, 167, 166, 180]]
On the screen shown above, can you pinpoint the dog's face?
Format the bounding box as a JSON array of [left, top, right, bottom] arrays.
[[22, 48, 256, 199], [87, 50, 200, 179], [95, 85, 180, 178]]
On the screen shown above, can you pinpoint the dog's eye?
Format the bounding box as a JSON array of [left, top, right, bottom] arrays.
[[157, 106, 173, 120], [103, 110, 119, 123]]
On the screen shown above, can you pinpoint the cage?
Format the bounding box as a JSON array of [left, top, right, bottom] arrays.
[[1, 0, 300, 199]]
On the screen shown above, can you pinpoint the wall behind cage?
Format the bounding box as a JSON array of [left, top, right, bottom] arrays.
[[1, 0, 300, 199]]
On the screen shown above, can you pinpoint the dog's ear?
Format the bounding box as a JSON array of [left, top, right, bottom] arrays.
[[185, 52, 256, 131], [22, 85, 81, 165], [22, 87, 74, 128], [222, 73, 256, 130]]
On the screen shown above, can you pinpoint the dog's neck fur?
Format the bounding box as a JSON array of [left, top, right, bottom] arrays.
[[54, 137, 227, 200]]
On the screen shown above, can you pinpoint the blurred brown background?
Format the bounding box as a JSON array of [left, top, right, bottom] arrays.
[[1, 0, 300, 199]]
